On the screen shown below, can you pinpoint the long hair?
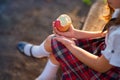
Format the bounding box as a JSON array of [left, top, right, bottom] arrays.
[[103, 4, 114, 21], [102, 4, 115, 32], [102, 13, 120, 32]]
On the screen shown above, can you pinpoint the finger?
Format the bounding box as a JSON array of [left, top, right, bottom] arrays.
[[53, 27, 58, 34], [52, 21, 66, 36], [53, 26, 63, 35], [54, 37, 62, 42], [55, 34, 60, 37], [69, 24, 74, 30]]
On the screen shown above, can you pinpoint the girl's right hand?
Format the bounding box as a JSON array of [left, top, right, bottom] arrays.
[[53, 21, 75, 38]]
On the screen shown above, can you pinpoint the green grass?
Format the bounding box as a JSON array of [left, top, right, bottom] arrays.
[[82, 0, 92, 5], [82, 0, 107, 5]]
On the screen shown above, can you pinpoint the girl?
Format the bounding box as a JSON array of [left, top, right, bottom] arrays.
[[17, 0, 120, 79]]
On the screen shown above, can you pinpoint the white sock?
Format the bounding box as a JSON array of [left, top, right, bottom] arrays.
[[35, 59, 59, 80], [24, 41, 50, 58]]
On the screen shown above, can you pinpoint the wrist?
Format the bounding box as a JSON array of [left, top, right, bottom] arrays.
[[72, 29, 75, 38], [73, 29, 79, 38], [66, 43, 76, 50]]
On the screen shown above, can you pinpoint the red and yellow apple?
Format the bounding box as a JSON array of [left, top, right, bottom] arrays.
[[54, 14, 72, 32]]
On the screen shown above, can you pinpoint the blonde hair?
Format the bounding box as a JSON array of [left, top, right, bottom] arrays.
[[102, 4, 114, 21], [103, 4, 120, 31]]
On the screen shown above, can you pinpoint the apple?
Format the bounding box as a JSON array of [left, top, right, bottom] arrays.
[[54, 20, 70, 32], [54, 14, 72, 32]]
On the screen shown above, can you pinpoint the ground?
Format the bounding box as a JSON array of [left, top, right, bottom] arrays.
[[0, 0, 103, 80]]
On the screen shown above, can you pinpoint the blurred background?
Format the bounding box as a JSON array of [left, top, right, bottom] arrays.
[[0, 0, 105, 80]]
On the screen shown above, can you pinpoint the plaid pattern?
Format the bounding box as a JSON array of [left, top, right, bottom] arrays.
[[51, 37, 120, 80]]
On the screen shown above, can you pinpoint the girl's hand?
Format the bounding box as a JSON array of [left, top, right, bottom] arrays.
[[52, 21, 75, 38], [54, 35, 75, 48]]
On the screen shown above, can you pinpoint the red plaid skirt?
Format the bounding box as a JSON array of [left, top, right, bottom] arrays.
[[51, 37, 120, 80]]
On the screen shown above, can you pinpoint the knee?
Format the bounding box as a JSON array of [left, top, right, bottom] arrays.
[[46, 34, 55, 44], [44, 34, 55, 52]]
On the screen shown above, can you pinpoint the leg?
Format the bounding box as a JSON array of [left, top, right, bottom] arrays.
[[35, 34, 60, 80], [35, 54, 60, 80], [17, 34, 60, 80], [17, 34, 55, 58]]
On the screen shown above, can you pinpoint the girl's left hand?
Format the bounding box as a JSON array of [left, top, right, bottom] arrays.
[[52, 21, 75, 38], [54, 35, 75, 48]]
